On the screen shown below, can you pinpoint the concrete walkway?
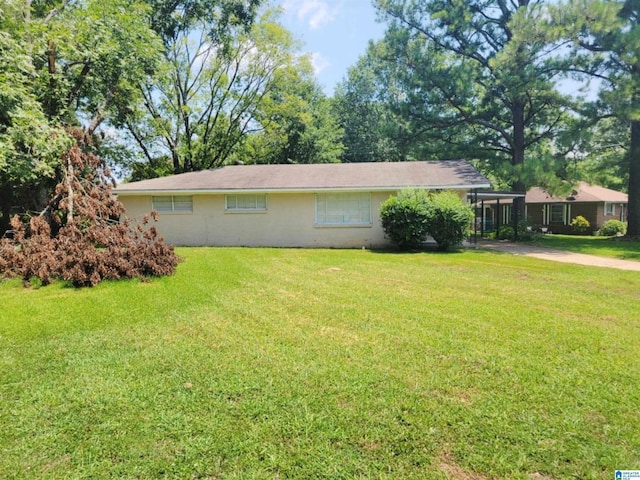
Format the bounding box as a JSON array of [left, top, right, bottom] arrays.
[[477, 240, 640, 271]]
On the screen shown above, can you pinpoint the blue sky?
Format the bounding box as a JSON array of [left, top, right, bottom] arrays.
[[279, 0, 387, 95]]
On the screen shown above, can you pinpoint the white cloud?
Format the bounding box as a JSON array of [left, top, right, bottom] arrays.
[[310, 52, 331, 74], [283, 0, 339, 30]]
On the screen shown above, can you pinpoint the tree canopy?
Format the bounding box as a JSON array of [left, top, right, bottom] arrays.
[[550, 0, 640, 236], [0, 0, 161, 232], [369, 0, 576, 192], [122, 7, 343, 177]]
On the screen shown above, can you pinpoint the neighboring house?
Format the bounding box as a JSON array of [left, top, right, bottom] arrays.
[[478, 182, 628, 234], [525, 182, 627, 234], [115, 161, 490, 248]]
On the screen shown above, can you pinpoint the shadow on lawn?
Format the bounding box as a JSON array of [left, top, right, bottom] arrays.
[[370, 244, 469, 255]]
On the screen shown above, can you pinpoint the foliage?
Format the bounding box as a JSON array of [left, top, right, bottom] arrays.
[[599, 219, 627, 237], [424, 191, 474, 251], [552, 0, 640, 236], [379, 189, 432, 250], [240, 68, 344, 165], [0, 27, 72, 232], [123, 7, 331, 176], [0, 131, 180, 287], [0, 0, 162, 233], [1, 248, 639, 478], [571, 215, 591, 234], [333, 41, 411, 162], [370, 0, 576, 199], [489, 220, 535, 241], [574, 117, 629, 193], [380, 190, 473, 251], [493, 225, 515, 241], [146, 0, 262, 45]]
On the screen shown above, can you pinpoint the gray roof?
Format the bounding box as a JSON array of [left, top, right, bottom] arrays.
[[116, 161, 490, 195]]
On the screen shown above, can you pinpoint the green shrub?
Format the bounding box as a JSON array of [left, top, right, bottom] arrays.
[[496, 225, 515, 240], [518, 221, 535, 241], [425, 191, 474, 251], [380, 190, 473, 251], [599, 219, 627, 236], [571, 215, 591, 234], [493, 223, 535, 241], [379, 189, 432, 250]]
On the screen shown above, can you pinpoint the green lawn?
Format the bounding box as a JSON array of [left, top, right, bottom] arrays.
[[1, 248, 639, 479], [529, 234, 640, 260]]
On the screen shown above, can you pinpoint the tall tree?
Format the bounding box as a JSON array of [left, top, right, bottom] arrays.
[[123, 7, 318, 175], [333, 40, 412, 163], [374, 0, 575, 220], [243, 65, 344, 165], [0, 0, 161, 233], [553, 0, 640, 237], [0, 24, 70, 233], [574, 117, 629, 192], [146, 0, 261, 46]]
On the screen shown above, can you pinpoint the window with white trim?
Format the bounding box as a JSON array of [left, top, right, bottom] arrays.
[[604, 202, 616, 216], [152, 195, 193, 213], [315, 193, 371, 225], [502, 205, 512, 225], [550, 204, 566, 224], [225, 194, 267, 211]]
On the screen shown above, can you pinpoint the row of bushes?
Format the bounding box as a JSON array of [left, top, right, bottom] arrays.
[[487, 217, 627, 241], [567, 216, 626, 236]]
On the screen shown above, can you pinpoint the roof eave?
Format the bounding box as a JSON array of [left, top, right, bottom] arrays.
[[115, 183, 492, 196]]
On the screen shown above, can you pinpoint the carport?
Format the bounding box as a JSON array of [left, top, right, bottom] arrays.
[[468, 190, 526, 241]]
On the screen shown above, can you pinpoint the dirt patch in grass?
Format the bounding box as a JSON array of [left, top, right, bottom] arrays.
[[528, 473, 554, 480], [438, 451, 489, 480]]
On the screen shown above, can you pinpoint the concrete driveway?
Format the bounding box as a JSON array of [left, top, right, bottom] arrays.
[[477, 241, 640, 272]]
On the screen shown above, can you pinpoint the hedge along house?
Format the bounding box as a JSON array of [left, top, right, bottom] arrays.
[[115, 161, 490, 248], [477, 182, 628, 235]]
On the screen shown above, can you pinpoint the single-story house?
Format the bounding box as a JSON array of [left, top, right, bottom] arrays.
[[115, 161, 490, 248], [476, 182, 628, 234]]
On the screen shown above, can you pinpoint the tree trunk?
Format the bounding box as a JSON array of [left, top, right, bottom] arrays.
[[0, 183, 11, 236], [511, 102, 527, 238], [626, 120, 640, 237], [66, 154, 74, 223]]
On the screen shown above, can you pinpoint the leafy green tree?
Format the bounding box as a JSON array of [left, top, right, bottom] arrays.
[[574, 117, 629, 192], [0, 0, 161, 233], [333, 41, 410, 163], [243, 66, 344, 165], [146, 0, 261, 47], [123, 7, 316, 175], [373, 0, 576, 219], [552, 0, 640, 236], [0, 26, 70, 232]]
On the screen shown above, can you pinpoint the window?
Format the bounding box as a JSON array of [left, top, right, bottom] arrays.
[[502, 205, 512, 225], [550, 204, 565, 224], [225, 194, 267, 211], [604, 202, 616, 216], [152, 195, 193, 213], [316, 193, 371, 226]]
